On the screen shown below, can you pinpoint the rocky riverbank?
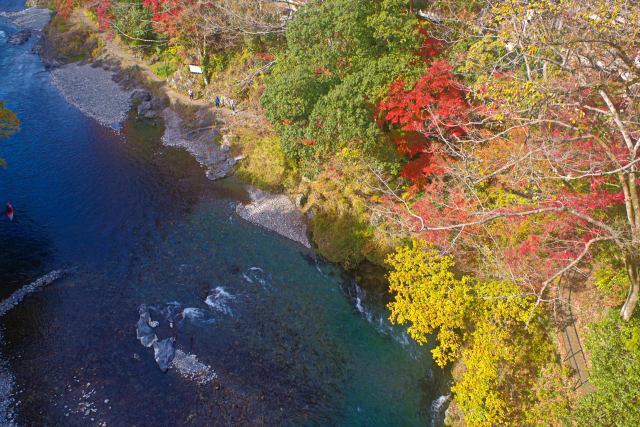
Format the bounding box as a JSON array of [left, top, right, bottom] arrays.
[[236, 186, 311, 248], [1, 7, 51, 32], [160, 108, 238, 181], [1, 7, 52, 46], [49, 63, 135, 129], [31, 4, 311, 248]]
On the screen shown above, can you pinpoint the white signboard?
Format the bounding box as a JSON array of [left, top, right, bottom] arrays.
[[189, 65, 203, 74]]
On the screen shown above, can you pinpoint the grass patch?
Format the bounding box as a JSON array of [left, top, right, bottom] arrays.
[[311, 212, 374, 269], [236, 132, 299, 191], [151, 62, 177, 80], [45, 15, 102, 63]]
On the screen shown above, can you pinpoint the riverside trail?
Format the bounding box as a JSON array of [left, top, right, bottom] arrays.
[[73, 9, 262, 127]]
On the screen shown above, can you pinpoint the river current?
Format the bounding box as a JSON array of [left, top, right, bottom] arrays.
[[0, 3, 443, 425]]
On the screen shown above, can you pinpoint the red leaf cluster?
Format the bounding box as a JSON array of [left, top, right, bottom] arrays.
[[256, 53, 274, 61], [142, 0, 193, 36], [379, 60, 469, 186]]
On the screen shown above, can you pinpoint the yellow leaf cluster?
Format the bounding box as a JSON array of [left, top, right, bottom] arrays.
[[0, 101, 20, 140], [387, 240, 539, 425]]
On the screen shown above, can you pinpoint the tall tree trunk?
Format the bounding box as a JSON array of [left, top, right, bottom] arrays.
[[621, 251, 640, 321]]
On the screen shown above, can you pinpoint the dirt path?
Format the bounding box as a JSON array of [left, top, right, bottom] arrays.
[[557, 271, 594, 393]]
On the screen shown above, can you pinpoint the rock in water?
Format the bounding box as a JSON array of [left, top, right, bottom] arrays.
[[7, 29, 31, 45], [153, 337, 175, 373], [171, 349, 218, 384], [0, 270, 66, 317], [136, 308, 157, 348]]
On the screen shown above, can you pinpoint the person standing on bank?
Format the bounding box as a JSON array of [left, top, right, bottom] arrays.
[[188, 89, 194, 101]]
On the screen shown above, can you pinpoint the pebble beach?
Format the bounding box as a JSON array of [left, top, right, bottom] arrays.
[[49, 63, 132, 129]]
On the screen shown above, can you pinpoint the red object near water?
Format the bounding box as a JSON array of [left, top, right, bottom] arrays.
[[6, 203, 14, 221]]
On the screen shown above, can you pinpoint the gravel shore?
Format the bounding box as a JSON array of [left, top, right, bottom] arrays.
[[236, 186, 311, 248], [50, 63, 132, 129], [0, 337, 16, 427], [1, 7, 52, 31]]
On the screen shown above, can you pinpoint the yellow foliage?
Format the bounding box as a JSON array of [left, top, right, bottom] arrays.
[[0, 101, 20, 140], [387, 240, 545, 425]]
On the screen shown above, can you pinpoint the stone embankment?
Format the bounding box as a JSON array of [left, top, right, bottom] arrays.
[[0, 269, 67, 317], [161, 108, 241, 181]]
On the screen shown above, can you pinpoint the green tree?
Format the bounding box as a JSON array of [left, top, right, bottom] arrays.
[[574, 311, 640, 425], [0, 101, 20, 168], [109, 0, 158, 46], [261, 0, 421, 162]]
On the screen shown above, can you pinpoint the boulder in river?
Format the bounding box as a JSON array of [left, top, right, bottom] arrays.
[[136, 308, 158, 348], [153, 337, 176, 373], [7, 29, 31, 45]]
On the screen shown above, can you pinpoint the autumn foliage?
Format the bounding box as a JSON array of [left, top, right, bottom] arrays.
[[142, 0, 192, 35], [379, 58, 468, 186]]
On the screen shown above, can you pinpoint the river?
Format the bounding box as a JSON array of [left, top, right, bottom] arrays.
[[0, 2, 444, 425]]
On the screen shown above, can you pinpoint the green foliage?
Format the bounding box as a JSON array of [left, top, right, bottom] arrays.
[[110, 0, 157, 47], [0, 100, 20, 168], [573, 311, 640, 425], [594, 264, 629, 305], [153, 63, 177, 80], [312, 212, 373, 269], [522, 369, 572, 426], [48, 13, 69, 34], [209, 50, 236, 73], [46, 16, 99, 63], [0, 101, 20, 141], [261, 0, 421, 162], [235, 134, 299, 191]]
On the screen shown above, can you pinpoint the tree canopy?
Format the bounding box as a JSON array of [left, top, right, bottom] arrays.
[[0, 101, 20, 168], [261, 0, 421, 162]]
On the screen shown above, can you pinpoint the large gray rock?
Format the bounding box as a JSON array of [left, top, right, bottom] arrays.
[[137, 100, 156, 119], [161, 108, 236, 181], [150, 96, 167, 111], [130, 89, 152, 103], [236, 186, 311, 248], [153, 337, 176, 373], [136, 307, 158, 348]]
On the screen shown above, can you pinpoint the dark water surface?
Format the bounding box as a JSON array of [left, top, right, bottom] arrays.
[[0, 4, 442, 425]]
